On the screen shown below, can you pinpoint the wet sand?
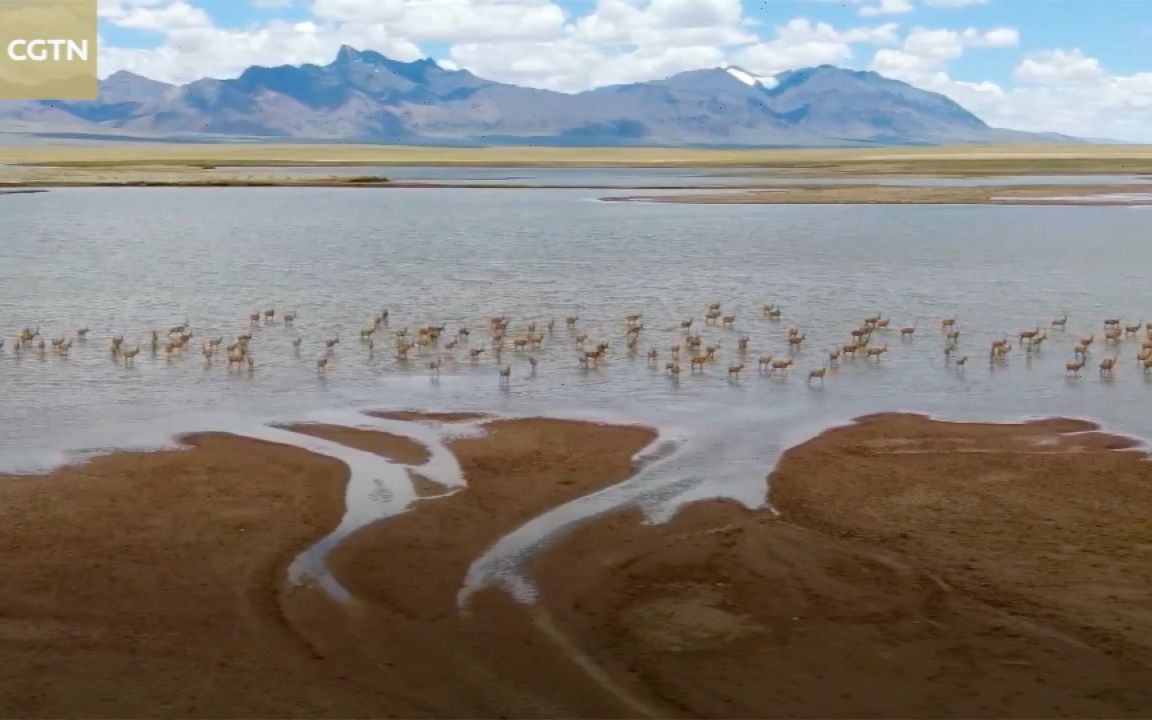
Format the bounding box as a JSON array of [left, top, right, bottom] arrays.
[[531, 413, 1152, 717], [0, 412, 1150, 717]]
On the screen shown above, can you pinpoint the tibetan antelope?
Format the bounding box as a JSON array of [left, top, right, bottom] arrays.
[[1100, 356, 1117, 377], [808, 367, 827, 384], [865, 345, 888, 361], [770, 358, 793, 375]]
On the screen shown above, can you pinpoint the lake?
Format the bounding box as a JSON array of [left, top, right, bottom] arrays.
[[4, 185, 1152, 592]]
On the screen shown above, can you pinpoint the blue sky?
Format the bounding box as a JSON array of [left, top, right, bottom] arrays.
[[95, 0, 1152, 140]]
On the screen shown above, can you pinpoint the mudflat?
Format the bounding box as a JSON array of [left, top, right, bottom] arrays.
[[0, 412, 1150, 717], [529, 413, 1152, 717]]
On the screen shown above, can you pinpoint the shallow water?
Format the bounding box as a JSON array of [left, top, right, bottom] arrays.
[[4, 185, 1152, 599]]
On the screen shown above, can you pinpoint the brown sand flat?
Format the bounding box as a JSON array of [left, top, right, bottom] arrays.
[[283, 422, 431, 464], [769, 413, 1152, 653], [529, 413, 1152, 718], [0, 418, 659, 718], [0, 434, 395, 718], [325, 418, 656, 618], [4, 412, 1151, 718], [284, 417, 663, 718]]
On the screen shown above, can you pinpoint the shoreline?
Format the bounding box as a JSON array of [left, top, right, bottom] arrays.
[[0, 410, 1151, 716], [4, 169, 1151, 205], [603, 183, 1152, 206], [5, 178, 1152, 206]]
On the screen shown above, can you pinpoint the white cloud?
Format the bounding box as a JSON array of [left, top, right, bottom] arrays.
[[311, 0, 567, 43], [450, 39, 727, 91], [735, 18, 897, 76], [859, 0, 914, 18], [99, 13, 422, 83], [870, 25, 1017, 85], [91, 0, 1152, 141], [1015, 48, 1105, 84]]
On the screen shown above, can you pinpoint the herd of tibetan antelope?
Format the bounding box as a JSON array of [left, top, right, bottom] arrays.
[[3, 303, 1152, 386]]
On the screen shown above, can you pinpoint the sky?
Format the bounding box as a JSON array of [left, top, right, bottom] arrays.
[[96, 0, 1152, 141]]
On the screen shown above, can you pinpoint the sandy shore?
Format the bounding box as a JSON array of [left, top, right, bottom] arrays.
[[531, 413, 1152, 717], [605, 183, 1152, 205], [0, 412, 1150, 717]]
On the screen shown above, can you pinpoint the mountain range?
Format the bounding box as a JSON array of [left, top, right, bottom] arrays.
[[0, 46, 1072, 147]]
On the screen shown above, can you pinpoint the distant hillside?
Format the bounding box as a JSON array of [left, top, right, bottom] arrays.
[[0, 47, 1077, 147]]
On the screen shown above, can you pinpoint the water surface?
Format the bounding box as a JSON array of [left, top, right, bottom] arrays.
[[4, 186, 1152, 594]]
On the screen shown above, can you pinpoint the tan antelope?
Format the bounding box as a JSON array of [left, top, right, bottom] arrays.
[[1019, 326, 1041, 342], [827, 348, 841, 366], [1100, 356, 1117, 377], [690, 355, 708, 372], [666, 362, 681, 378], [766, 306, 782, 319], [737, 336, 750, 353], [1051, 313, 1068, 329], [325, 334, 340, 349], [647, 348, 659, 363], [1066, 358, 1086, 375], [758, 355, 773, 371], [469, 346, 486, 360], [1126, 323, 1144, 336], [284, 311, 297, 325], [499, 365, 511, 385], [865, 345, 888, 362], [727, 363, 744, 380], [721, 315, 736, 328], [808, 367, 827, 384], [770, 358, 793, 375], [900, 325, 916, 339], [954, 355, 969, 368], [317, 356, 328, 373], [249, 312, 261, 325], [76, 327, 89, 338], [264, 309, 275, 323]]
